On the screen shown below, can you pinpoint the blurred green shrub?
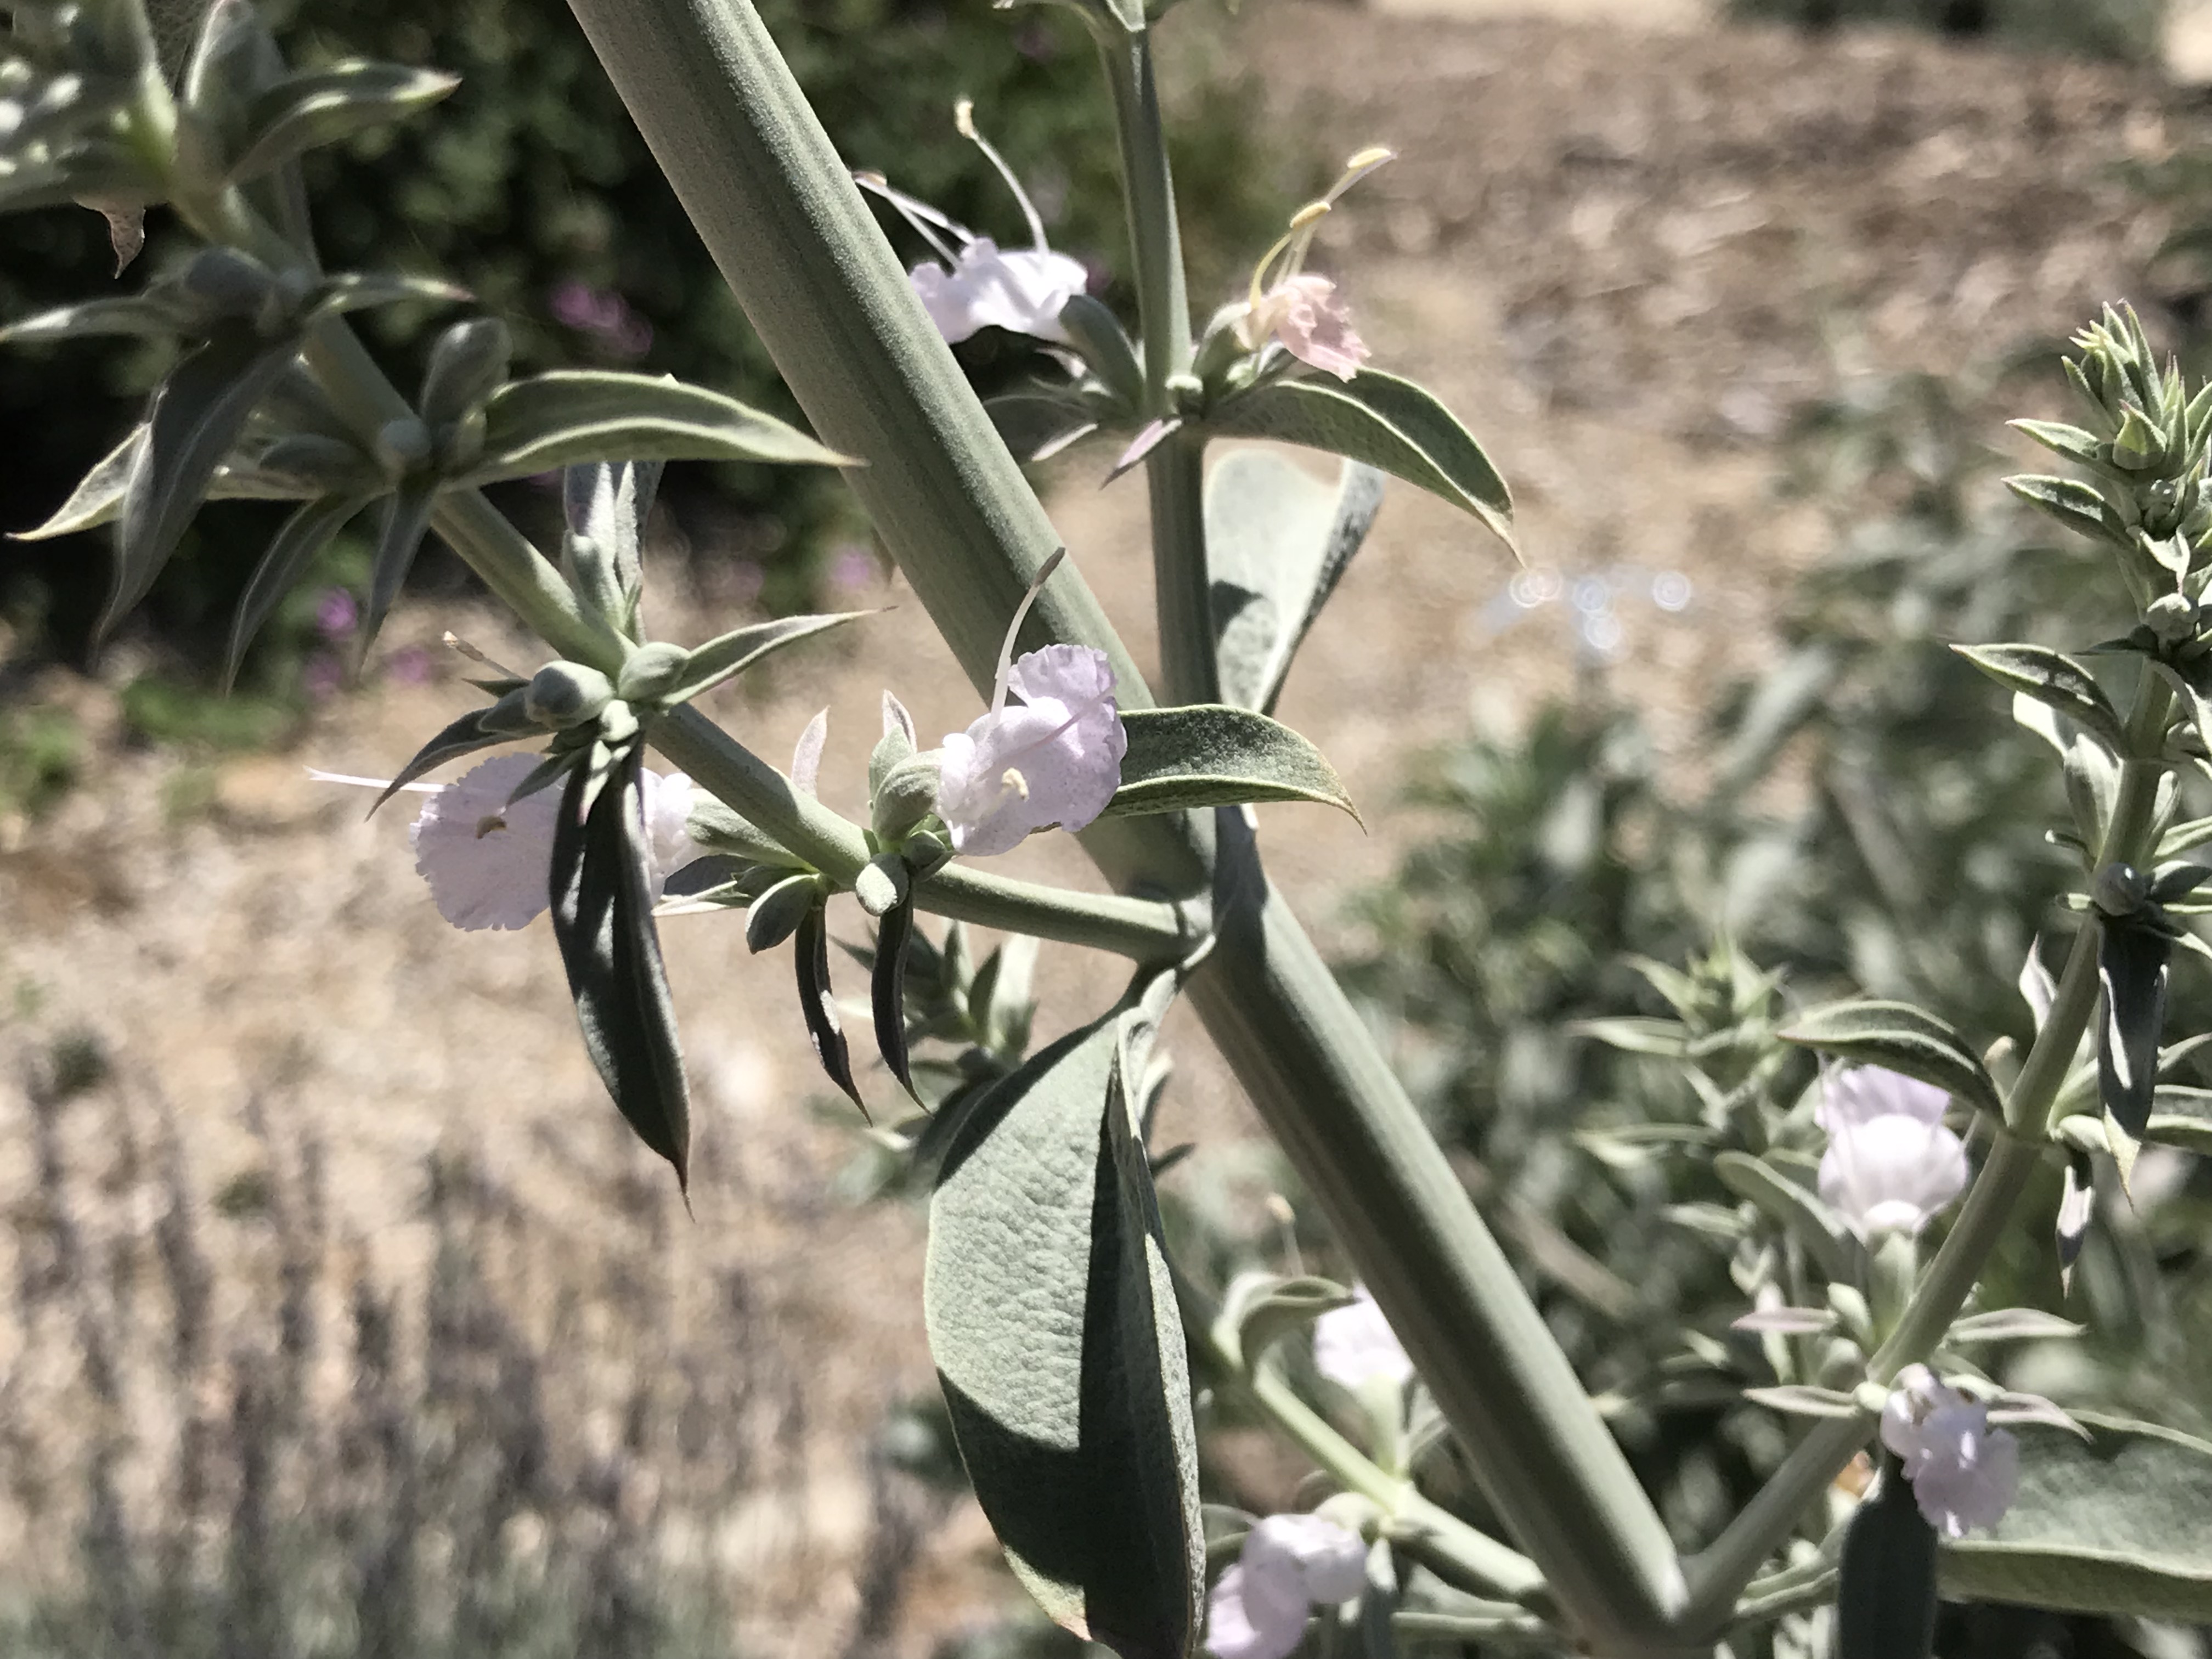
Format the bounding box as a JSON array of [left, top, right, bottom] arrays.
[[0, 0, 1290, 692], [1726, 0, 2168, 62]]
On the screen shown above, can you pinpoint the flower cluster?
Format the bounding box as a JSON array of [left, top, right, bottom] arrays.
[[1205, 1513, 1368, 1659], [1815, 1065, 1970, 1240], [1881, 1365, 2021, 1538]]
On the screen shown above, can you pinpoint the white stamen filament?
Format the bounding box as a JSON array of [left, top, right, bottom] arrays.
[[991, 546, 1068, 712], [853, 170, 968, 266], [955, 98, 1050, 251]]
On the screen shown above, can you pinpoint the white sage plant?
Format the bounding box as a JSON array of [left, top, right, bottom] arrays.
[[9, 2, 2212, 1657]]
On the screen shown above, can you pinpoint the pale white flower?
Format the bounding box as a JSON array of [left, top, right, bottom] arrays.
[[1880, 1365, 2021, 1538], [1312, 1286, 1414, 1391], [938, 644, 1125, 856], [911, 238, 1088, 346], [1205, 1514, 1367, 1659], [1235, 274, 1368, 382], [319, 752, 704, 932], [1816, 1066, 1970, 1239]]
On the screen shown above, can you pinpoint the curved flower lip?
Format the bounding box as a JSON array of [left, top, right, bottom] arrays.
[[935, 642, 1126, 857], [1236, 273, 1369, 382], [1817, 1101, 1970, 1240], [1205, 1514, 1367, 1659], [1816, 1064, 1951, 1130], [1312, 1285, 1414, 1390], [910, 239, 1088, 345], [1880, 1365, 2021, 1538]]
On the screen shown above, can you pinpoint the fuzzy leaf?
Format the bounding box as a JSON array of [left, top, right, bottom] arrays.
[[2006, 474, 2124, 546], [229, 61, 461, 180], [795, 898, 865, 1114], [1713, 1152, 1859, 1282], [1947, 1309, 2085, 1345], [12, 425, 144, 541], [549, 752, 690, 1186], [1102, 704, 1357, 821], [1778, 1000, 2002, 1116], [223, 492, 374, 690], [2147, 1085, 2212, 1154], [1199, 368, 1512, 551], [359, 481, 439, 654], [1841, 1469, 1939, 1659], [873, 894, 918, 1101], [0, 295, 189, 343], [1742, 1385, 1866, 1421], [652, 612, 871, 708], [1942, 1413, 2212, 1620], [1953, 644, 2127, 754], [2099, 918, 2171, 1189], [460, 371, 852, 484], [1205, 449, 1386, 715], [1217, 1273, 1355, 1373], [926, 990, 1204, 1659], [987, 391, 1100, 464]]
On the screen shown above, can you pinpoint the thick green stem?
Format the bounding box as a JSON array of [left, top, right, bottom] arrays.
[[1147, 433, 1217, 704], [1097, 26, 1190, 405], [566, 2, 1688, 1646]]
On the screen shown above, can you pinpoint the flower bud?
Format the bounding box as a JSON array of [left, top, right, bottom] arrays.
[[177, 247, 278, 321], [872, 751, 943, 844], [746, 872, 820, 955], [435, 408, 486, 473], [617, 641, 690, 703], [375, 416, 433, 477], [524, 661, 614, 730], [2093, 861, 2149, 917], [901, 828, 951, 881], [419, 317, 512, 426], [2146, 591, 2199, 646], [853, 850, 909, 918], [2112, 405, 2168, 472]]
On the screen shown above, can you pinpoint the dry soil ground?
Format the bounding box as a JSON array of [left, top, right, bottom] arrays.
[[2, 3, 2205, 1653]]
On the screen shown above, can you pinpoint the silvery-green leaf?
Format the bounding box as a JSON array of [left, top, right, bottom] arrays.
[[2063, 731, 2120, 848], [872, 893, 918, 1101], [1216, 1271, 1355, 1372], [2147, 1085, 2212, 1153], [2009, 419, 2105, 470], [1205, 449, 1385, 715], [2157, 815, 2212, 861], [11, 425, 144, 540], [1730, 1307, 1836, 1336], [1778, 1000, 2003, 1116], [1056, 294, 1141, 408], [1840, 1469, 1938, 1659], [1102, 704, 1357, 821], [106, 324, 299, 642], [2099, 918, 2170, 1190], [1567, 1016, 1690, 1058], [365, 690, 536, 814], [1199, 368, 1512, 552], [1953, 644, 2128, 754], [1741, 1385, 1866, 1421], [228, 60, 460, 181], [795, 896, 864, 1114], [1941, 1413, 2212, 1620], [0, 294, 191, 343], [1947, 1310, 2085, 1345], [459, 371, 853, 484], [419, 316, 512, 427], [222, 490, 374, 690], [549, 750, 690, 1187], [562, 458, 659, 632], [744, 871, 817, 954], [1713, 1153, 1859, 1283], [2006, 473, 2125, 547], [1359, 1539, 1400, 1659], [359, 479, 439, 654], [306, 270, 469, 321], [650, 612, 871, 708], [926, 986, 1204, 1659]]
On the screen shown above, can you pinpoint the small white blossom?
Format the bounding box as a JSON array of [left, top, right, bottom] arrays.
[[1816, 1066, 1970, 1239], [1312, 1286, 1414, 1391], [938, 644, 1125, 856], [1880, 1365, 2021, 1538], [1205, 1514, 1367, 1659], [911, 238, 1088, 346], [1235, 273, 1368, 382]]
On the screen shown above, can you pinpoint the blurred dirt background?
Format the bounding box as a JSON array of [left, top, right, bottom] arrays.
[[3, 0, 2207, 1651]]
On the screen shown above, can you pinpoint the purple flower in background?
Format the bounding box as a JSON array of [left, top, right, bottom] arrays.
[[315, 587, 358, 641], [302, 652, 344, 701], [828, 545, 879, 594], [550, 279, 653, 362], [385, 646, 435, 686]]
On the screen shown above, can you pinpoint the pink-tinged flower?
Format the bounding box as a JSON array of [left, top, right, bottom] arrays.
[[910, 239, 1089, 345], [1205, 1514, 1367, 1659], [938, 642, 1125, 856], [1816, 1066, 1970, 1239], [1880, 1365, 2021, 1538], [1312, 1286, 1414, 1391], [1237, 274, 1368, 382]]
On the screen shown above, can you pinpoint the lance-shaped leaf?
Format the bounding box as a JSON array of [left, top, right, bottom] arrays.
[[1198, 368, 1512, 552], [644, 612, 872, 708], [0, 294, 193, 343], [2099, 918, 2170, 1190], [106, 325, 300, 642], [563, 458, 659, 633], [359, 481, 440, 655], [458, 371, 853, 484], [1953, 644, 2128, 754], [926, 988, 1204, 1659], [223, 491, 375, 690], [1100, 705, 1357, 822], [2057, 1148, 2095, 1294], [12, 425, 145, 541], [1778, 1000, 2002, 1117], [306, 271, 470, 321], [1946, 1309, 2085, 1345], [1941, 1413, 2212, 1620], [1713, 1152, 1859, 1282], [2148, 1084, 2212, 1154], [873, 893, 918, 1102], [549, 751, 690, 1186], [1216, 1272, 1355, 1373], [795, 896, 865, 1114], [1839, 1468, 1939, 1659], [2152, 659, 2212, 765], [1206, 449, 1386, 715], [228, 61, 461, 180], [2006, 474, 2127, 548], [363, 692, 537, 814]]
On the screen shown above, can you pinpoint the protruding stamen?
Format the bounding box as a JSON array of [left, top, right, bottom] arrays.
[[992, 546, 1067, 713], [998, 767, 1030, 803], [955, 98, 1050, 251], [852, 170, 968, 266], [474, 814, 509, 839]]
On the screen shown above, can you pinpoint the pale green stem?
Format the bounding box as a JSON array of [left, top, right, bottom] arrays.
[[1097, 25, 1191, 407], [567, 2, 1689, 1646], [1680, 669, 2177, 1634]]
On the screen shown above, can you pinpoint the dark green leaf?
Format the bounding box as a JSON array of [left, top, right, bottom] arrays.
[[1199, 368, 1512, 551], [360, 481, 439, 655], [365, 692, 535, 814], [1942, 1413, 2212, 1620], [1953, 644, 2127, 754], [2057, 1149, 2095, 1293], [223, 492, 374, 691], [1840, 1468, 1938, 1659], [229, 61, 461, 181], [873, 895, 918, 1101], [11, 425, 143, 541], [549, 752, 690, 1187], [1713, 1152, 1859, 1281], [461, 371, 853, 484], [2098, 918, 2170, 1188], [106, 326, 299, 643], [795, 898, 865, 1114], [1102, 704, 1357, 821], [1359, 1540, 1399, 1659], [1206, 450, 1385, 715], [926, 988, 1204, 1659], [1778, 1000, 2002, 1116]]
